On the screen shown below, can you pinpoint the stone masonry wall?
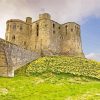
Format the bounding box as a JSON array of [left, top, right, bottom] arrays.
[[5, 13, 84, 58], [0, 38, 40, 77]]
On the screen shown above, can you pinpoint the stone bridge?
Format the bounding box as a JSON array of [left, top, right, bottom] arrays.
[[0, 38, 40, 77]]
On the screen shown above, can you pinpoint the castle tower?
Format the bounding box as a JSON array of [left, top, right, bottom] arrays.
[[29, 13, 53, 55], [61, 22, 84, 57], [38, 13, 52, 55], [29, 13, 61, 55], [5, 18, 32, 49]]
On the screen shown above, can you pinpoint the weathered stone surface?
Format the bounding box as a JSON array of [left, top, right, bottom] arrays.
[[5, 13, 84, 57], [0, 38, 40, 77]]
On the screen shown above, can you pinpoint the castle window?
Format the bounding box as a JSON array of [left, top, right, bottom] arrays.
[[53, 23, 55, 28], [45, 24, 47, 27], [24, 42, 26, 45], [13, 24, 16, 30], [71, 28, 73, 32], [12, 35, 15, 40], [65, 25, 67, 28], [20, 25, 23, 30], [66, 25, 68, 35], [53, 30, 55, 34], [37, 24, 39, 36], [59, 26, 60, 29]]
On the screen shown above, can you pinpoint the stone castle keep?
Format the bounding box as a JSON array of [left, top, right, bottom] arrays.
[[0, 13, 84, 77], [6, 13, 84, 57]]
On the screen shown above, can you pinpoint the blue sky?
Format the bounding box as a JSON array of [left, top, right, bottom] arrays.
[[81, 16, 100, 54], [0, 0, 100, 61]]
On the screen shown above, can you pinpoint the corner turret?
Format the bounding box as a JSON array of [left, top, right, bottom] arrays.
[[5, 18, 32, 49], [61, 22, 84, 57], [26, 17, 32, 24]]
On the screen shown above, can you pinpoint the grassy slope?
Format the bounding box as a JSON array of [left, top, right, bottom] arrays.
[[0, 56, 100, 100], [16, 56, 100, 79], [0, 74, 100, 100]]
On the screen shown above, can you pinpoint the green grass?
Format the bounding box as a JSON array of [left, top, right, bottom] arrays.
[[16, 56, 100, 79], [0, 74, 100, 100], [0, 56, 100, 100]]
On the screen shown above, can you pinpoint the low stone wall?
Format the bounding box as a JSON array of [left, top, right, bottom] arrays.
[[0, 38, 40, 77]]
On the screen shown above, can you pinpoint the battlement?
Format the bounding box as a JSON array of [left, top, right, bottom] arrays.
[[63, 22, 80, 26], [7, 18, 32, 25], [26, 17, 32, 24], [39, 13, 51, 20], [7, 19, 25, 24]]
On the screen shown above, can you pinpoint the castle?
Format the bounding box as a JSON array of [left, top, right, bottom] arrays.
[[5, 13, 84, 57], [0, 13, 84, 77]]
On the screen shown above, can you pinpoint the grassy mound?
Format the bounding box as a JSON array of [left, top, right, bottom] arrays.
[[1, 56, 100, 100], [16, 56, 100, 79], [0, 75, 100, 100]]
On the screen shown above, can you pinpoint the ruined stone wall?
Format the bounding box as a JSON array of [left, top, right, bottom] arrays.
[[5, 13, 84, 57], [0, 38, 40, 77]]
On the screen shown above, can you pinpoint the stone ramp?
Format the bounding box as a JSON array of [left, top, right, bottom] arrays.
[[0, 38, 40, 77]]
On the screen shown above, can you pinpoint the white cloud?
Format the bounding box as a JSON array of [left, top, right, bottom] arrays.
[[85, 53, 100, 62], [0, 0, 100, 39]]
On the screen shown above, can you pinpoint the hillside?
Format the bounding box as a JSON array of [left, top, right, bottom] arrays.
[[16, 56, 100, 79], [0, 56, 100, 100], [0, 73, 100, 100]]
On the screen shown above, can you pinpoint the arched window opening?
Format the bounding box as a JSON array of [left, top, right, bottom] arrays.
[[71, 28, 73, 32], [65, 25, 68, 35], [24, 42, 26, 45], [53, 23, 55, 28], [45, 24, 47, 27], [37, 24, 39, 36], [59, 26, 60, 29], [12, 35, 15, 40], [53, 30, 55, 34], [20, 25, 23, 30], [53, 23, 55, 34], [13, 24, 16, 30]]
